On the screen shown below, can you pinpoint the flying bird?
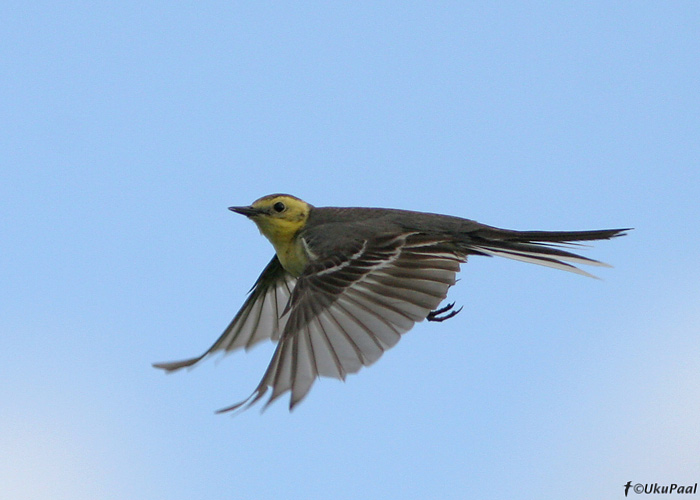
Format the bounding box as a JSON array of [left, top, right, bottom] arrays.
[[154, 194, 628, 413]]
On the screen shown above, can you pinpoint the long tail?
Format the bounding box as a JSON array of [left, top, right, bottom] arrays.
[[464, 227, 630, 277]]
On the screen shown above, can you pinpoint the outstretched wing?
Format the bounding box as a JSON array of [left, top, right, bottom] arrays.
[[218, 233, 464, 413], [153, 256, 296, 371]]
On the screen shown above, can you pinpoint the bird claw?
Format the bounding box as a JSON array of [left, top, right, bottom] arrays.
[[426, 302, 463, 322]]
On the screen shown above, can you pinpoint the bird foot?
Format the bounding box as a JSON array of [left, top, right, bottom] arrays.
[[426, 302, 463, 322]]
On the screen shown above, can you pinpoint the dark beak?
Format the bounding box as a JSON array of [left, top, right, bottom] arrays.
[[228, 205, 262, 217]]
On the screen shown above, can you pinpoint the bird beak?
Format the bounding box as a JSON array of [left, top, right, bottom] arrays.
[[229, 205, 262, 217]]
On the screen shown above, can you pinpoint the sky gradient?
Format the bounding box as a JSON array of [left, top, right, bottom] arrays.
[[2, 2, 699, 499]]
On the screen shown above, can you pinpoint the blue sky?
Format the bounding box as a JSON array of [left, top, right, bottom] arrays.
[[2, 2, 699, 499]]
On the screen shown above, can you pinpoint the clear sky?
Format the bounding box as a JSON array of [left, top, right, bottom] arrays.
[[2, 2, 699, 499]]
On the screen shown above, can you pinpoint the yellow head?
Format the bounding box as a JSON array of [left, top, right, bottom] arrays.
[[229, 193, 312, 254]]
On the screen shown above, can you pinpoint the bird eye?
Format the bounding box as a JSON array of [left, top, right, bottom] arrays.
[[273, 201, 286, 213]]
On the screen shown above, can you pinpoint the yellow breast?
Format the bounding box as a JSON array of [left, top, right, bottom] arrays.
[[274, 238, 308, 277], [253, 217, 309, 277]]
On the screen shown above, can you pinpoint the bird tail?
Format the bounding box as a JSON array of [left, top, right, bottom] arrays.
[[464, 227, 630, 277]]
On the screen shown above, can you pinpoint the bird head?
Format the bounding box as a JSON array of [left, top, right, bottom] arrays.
[[229, 194, 311, 245]]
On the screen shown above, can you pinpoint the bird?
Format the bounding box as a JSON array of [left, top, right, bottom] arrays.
[[153, 193, 629, 413]]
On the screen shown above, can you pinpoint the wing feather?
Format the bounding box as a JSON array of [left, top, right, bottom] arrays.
[[334, 294, 402, 348], [221, 234, 463, 411], [152, 256, 294, 372], [323, 306, 385, 365], [307, 316, 346, 379]]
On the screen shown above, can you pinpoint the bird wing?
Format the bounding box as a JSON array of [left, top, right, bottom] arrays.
[[219, 233, 464, 413], [152, 255, 296, 371]]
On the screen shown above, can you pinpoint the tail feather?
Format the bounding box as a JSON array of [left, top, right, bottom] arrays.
[[466, 227, 630, 277], [475, 227, 629, 243]]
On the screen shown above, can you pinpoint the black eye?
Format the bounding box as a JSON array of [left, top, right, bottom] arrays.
[[273, 201, 286, 213]]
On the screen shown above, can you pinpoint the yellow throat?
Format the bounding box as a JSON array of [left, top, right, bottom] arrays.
[[246, 194, 311, 277]]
